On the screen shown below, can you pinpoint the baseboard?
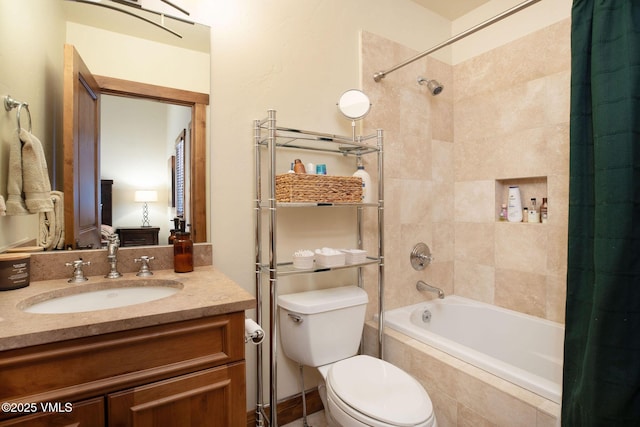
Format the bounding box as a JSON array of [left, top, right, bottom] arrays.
[[246, 388, 323, 427]]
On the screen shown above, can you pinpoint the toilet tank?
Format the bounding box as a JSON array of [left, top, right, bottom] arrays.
[[278, 286, 368, 367]]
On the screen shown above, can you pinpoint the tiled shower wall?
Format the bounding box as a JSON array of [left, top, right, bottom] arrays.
[[362, 18, 570, 322]]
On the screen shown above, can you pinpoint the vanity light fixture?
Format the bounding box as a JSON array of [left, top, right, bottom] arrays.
[[134, 190, 158, 227], [66, 0, 194, 38]]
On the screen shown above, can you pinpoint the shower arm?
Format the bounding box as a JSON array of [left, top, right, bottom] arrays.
[[372, 0, 542, 82]]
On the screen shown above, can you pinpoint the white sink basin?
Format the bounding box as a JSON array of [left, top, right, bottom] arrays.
[[20, 279, 183, 314]]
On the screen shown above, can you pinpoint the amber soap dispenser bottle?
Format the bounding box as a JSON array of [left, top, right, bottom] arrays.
[[173, 219, 194, 273]]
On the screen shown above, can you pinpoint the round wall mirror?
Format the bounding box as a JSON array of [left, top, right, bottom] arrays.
[[337, 89, 371, 120]]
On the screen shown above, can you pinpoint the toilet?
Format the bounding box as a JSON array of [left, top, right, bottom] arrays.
[[278, 286, 437, 427]]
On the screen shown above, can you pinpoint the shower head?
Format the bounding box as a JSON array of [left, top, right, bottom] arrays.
[[417, 77, 444, 96]]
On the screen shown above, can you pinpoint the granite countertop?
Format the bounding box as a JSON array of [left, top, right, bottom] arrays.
[[0, 266, 255, 351]]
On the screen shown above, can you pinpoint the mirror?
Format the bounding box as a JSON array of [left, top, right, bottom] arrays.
[[0, 1, 211, 250], [337, 89, 371, 120]]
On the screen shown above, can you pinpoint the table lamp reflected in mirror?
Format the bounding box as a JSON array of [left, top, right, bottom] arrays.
[[134, 190, 158, 227]]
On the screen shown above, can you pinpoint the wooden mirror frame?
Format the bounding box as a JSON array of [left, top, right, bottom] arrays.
[[93, 75, 209, 243]]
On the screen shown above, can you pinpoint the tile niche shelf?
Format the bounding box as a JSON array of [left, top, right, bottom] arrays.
[[495, 176, 548, 223]]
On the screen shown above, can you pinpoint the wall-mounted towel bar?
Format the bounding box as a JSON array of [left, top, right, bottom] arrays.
[[4, 95, 32, 132]]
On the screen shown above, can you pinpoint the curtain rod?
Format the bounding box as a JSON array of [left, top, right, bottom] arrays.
[[373, 0, 543, 82]]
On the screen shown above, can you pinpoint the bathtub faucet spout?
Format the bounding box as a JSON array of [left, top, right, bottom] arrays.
[[416, 280, 445, 299]]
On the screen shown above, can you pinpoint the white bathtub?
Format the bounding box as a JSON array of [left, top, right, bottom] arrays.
[[384, 296, 564, 404]]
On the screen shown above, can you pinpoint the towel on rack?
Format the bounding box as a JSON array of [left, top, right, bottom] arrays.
[[0, 195, 6, 216], [5, 130, 29, 215], [38, 191, 65, 250], [5, 128, 54, 215]]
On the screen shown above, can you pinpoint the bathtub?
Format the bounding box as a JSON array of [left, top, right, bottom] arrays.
[[383, 296, 564, 404]]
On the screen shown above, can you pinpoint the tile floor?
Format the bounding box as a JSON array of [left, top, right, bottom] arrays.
[[281, 410, 327, 427]]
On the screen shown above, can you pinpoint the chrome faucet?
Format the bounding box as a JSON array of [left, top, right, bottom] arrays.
[[66, 259, 90, 283], [105, 234, 122, 279], [134, 256, 155, 277], [416, 280, 444, 299]]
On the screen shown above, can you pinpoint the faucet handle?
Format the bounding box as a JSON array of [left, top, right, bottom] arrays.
[[135, 256, 155, 277], [66, 259, 90, 283]]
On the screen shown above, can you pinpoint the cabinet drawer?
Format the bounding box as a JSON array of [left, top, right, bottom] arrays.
[[0, 313, 244, 406], [108, 362, 246, 427]]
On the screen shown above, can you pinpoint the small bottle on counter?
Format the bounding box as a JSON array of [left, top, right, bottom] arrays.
[[174, 219, 194, 273], [540, 197, 548, 223], [523, 207, 528, 222]]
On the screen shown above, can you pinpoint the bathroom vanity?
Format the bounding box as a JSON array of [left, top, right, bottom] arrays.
[[0, 266, 254, 426]]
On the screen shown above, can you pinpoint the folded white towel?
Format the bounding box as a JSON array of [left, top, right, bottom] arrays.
[[19, 129, 53, 213], [0, 195, 6, 216]]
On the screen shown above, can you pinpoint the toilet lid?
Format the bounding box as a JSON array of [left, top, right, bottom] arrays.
[[328, 355, 433, 426]]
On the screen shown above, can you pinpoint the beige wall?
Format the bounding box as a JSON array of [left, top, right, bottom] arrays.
[[65, 22, 210, 94]]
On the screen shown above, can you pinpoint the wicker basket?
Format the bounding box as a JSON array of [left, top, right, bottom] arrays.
[[276, 174, 363, 203]]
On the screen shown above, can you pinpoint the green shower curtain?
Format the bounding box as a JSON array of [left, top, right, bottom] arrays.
[[562, 0, 640, 425]]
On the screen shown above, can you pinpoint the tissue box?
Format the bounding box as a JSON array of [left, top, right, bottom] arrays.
[[342, 249, 367, 264], [315, 249, 346, 268]]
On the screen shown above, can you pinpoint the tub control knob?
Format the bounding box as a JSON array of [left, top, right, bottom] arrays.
[[410, 243, 433, 270]]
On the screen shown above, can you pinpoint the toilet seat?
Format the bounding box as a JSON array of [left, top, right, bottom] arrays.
[[325, 355, 435, 427]]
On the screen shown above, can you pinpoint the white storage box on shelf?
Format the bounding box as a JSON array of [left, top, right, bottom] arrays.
[[341, 249, 367, 264], [315, 248, 346, 268], [292, 250, 315, 269]]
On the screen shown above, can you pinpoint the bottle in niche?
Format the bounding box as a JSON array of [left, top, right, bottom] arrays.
[[540, 197, 548, 223], [353, 156, 373, 203], [174, 219, 194, 273], [507, 186, 523, 222], [499, 204, 508, 221], [528, 198, 540, 223]]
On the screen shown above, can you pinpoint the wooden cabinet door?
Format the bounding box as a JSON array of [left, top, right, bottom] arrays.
[[107, 363, 245, 427], [0, 397, 104, 427]]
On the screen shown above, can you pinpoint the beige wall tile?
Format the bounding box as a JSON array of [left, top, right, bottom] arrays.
[[494, 224, 548, 274], [545, 274, 567, 323], [457, 405, 494, 427], [454, 181, 496, 223], [454, 260, 495, 303], [495, 268, 547, 316], [454, 369, 537, 427], [455, 222, 495, 265]]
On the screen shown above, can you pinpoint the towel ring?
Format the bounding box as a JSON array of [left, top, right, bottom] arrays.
[[4, 95, 32, 133]]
